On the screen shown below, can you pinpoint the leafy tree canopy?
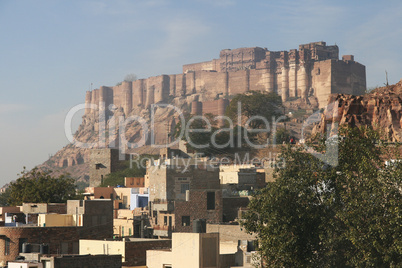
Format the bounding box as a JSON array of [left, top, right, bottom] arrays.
[[8, 168, 79, 206], [173, 113, 246, 156], [242, 127, 402, 267], [225, 91, 283, 129]]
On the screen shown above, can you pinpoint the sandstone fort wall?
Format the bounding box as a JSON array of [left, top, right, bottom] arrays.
[[84, 41, 366, 117]]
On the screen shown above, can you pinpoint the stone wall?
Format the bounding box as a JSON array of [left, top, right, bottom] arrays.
[[84, 41, 366, 119], [88, 148, 128, 187], [51, 254, 122, 268], [174, 189, 223, 232], [124, 239, 171, 266], [0, 224, 113, 262]]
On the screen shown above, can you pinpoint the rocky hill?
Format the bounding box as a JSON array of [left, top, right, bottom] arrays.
[[313, 79, 402, 142], [38, 41, 369, 182]]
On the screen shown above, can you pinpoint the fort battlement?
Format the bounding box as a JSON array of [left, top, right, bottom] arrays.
[[84, 41, 366, 116]]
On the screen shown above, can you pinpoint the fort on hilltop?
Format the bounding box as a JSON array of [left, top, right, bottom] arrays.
[[84, 41, 366, 118]]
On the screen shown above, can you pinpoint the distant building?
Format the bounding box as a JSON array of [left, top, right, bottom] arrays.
[[88, 148, 130, 187], [147, 159, 222, 237], [0, 199, 113, 262]]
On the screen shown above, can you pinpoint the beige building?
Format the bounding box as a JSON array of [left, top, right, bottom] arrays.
[[219, 165, 256, 186], [147, 232, 220, 268], [80, 238, 171, 266], [7, 262, 43, 268], [37, 214, 74, 227], [0, 206, 21, 222]]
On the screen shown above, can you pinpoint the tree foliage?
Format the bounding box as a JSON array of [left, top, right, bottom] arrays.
[[242, 127, 402, 267], [174, 92, 283, 155], [225, 91, 282, 129], [124, 73, 137, 82], [8, 168, 79, 206], [173, 113, 246, 156]]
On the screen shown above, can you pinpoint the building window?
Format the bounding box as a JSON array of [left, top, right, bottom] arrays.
[[164, 216, 168, 225], [207, 192, 215, 210], [181, 183, 190, 194], [246, 256, 251, 263], [5, 238, 10, 255], [182, 216, 190, 226]]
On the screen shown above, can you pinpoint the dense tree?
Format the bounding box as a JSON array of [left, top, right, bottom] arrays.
[[174, 92, 283, 155], [242, 127, 402, 267], [0, 189, 11, 206], [225, 91, 283, 129], [124, 73, 137, 82], [173, 113, 245, 156], [8, 168, 79, 206]]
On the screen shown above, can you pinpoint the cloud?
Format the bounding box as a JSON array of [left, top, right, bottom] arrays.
[[81, 0, 169, 16], [197, 0, 236, 7], [149, 17, 210, 62]]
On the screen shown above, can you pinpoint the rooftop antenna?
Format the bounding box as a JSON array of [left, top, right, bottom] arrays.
[[385, 70, 389, 86]]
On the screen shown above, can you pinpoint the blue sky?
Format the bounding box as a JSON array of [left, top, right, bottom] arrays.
[[1, 0, 402, 186]]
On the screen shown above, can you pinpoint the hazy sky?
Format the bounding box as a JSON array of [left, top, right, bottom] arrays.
[[1, 0, 402, 186]]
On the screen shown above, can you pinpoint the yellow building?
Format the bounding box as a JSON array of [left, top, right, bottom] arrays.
[[37, 214, 74, 227]]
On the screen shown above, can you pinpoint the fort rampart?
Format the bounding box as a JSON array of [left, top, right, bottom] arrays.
[[84, 41, 366, 115]]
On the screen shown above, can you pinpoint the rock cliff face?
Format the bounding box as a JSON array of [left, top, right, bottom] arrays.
[[313, 80, 402, 142]]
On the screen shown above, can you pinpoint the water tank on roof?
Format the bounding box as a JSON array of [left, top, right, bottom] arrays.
[[193, 219, 206, 233], [40, 244, 49, 254]]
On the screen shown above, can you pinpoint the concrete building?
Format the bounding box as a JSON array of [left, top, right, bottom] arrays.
[[0, 207, 21, 222], [0, 200, 113, 262], [220, 165, 257, 188], [9, 253, 122, 268], [7, 262, 43, 268], [88, 148, 131, 187], [147, 159, 222, 237], [83, 186, 114, 200], [147, 232, 221, 268], [80, 238, 171, 266], [125, 177, 145, 188], [21, 203, 66, 225]]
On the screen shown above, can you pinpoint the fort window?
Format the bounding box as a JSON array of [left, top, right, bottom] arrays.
[[182, 216, 190, 226], [207, 192, 216, 210]]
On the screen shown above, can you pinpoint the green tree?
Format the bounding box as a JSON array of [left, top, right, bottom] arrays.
[[242, 127, 402, 267], [0, 188, 11, 206], [173, 113, 245, 156], [225, 91, 282, 129], [8, 168, 79, 206]]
